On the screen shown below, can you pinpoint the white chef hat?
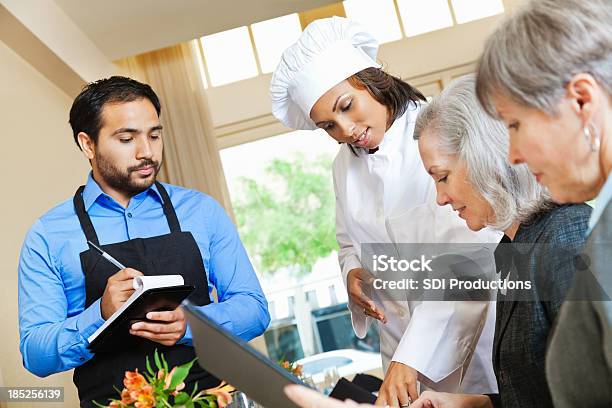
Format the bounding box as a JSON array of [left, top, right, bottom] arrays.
[[270, 16, 380, 130]]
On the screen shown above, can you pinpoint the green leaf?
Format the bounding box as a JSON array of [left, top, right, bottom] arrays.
[[174, 391, 190, 405], [161, 352, 169, 374], [154, 349, 163, 371], [190, 381, 199, 398], [169, 358, 196, 390], [146, 355, 155, 376]]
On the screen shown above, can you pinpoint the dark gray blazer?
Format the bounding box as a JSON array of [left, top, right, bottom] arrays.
[[546, 202, 612, 408], [491, 204, 592, 408]]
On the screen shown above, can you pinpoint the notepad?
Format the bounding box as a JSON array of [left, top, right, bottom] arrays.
[[87, 275, 195, 352]]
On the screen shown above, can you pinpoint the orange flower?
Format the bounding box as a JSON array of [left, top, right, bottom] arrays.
[[205, 382, 235, 408], [120, 388, 136, 405], [124, 369, 148, 392], [133, 385, 155, 408], [159, 367, 186, 395], [281, 361, 291, 369], [293, 364, 303, 377]]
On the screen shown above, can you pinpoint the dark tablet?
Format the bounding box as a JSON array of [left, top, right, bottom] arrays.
[[183, 300, 307, 408]]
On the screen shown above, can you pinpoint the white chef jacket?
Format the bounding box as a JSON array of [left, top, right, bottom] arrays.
[[332, 102, 501, 394]]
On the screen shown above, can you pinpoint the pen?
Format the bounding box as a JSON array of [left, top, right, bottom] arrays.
[[87, 240, 127, 270]]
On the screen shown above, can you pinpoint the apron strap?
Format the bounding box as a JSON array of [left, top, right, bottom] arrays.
[[73, 185, 100, 245], [155, 182, 182, 233]]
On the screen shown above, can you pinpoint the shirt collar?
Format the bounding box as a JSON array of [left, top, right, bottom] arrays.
[[82, 172, 164, 211], [588, 173, 612, 234]]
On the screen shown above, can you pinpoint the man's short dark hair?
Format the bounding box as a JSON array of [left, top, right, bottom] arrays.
[[69, 76, 162, 149]]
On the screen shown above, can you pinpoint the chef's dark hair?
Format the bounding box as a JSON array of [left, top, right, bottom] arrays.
[[346, 67, 426, 155], [69, 76, 161, 150]]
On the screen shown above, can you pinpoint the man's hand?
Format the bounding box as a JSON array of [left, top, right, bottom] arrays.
[[347, 268, 386, 323], [100, 268, 143, 320], [130, 306, 187, 346], [375, 361, 418, 407]]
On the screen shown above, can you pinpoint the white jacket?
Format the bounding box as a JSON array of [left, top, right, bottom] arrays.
[[332, 103, 500, 393]]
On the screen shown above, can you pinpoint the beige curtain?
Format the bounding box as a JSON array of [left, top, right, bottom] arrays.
[[116, 41, 234, 218]]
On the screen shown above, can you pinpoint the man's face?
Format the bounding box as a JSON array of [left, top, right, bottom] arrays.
[[92, 98, 163, 196]]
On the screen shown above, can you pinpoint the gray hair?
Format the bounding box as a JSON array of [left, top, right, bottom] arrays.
[[414, 75, 550, 230], [476, 0, 612, 116]]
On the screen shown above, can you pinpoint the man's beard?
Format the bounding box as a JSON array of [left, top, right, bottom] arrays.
[[96, 152, 161, 196]]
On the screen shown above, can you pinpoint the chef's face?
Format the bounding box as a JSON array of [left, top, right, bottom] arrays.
[[84, 98, 163, 196], [418, 129, 495, 231], [493, 91, 603, 203], [310, 79, 389, 149]]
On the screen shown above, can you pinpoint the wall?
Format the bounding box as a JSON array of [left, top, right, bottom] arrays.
[[0, 39, 88, 407]]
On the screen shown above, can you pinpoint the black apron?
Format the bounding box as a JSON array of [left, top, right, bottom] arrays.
[[72, 182, 220, 407]]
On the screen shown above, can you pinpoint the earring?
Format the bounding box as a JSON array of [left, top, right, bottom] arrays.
[[584, 123, 600, 153]]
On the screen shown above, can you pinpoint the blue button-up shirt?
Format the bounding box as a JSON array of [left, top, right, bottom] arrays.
[[18, 174, 270, 377]]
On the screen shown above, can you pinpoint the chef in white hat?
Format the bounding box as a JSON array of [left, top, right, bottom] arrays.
[[270, 17, 500, 406]]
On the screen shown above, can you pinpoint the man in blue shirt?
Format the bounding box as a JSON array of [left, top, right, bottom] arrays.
[[18, 76, 270, 406]]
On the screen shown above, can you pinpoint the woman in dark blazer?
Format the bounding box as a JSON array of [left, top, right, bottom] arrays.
[[410, 75, 591, 408], [474, 0, 612, 406]]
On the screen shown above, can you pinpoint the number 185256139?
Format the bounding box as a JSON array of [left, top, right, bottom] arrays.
[[0, 387, 64, 402]]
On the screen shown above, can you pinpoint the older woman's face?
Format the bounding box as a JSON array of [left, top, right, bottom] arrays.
[[493, 93, 602, 203], [310, 80, 389, 149], [418, 129, 495, 231]]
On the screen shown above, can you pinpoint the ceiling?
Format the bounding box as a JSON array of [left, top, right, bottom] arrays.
[[54, 0, 339, 60]]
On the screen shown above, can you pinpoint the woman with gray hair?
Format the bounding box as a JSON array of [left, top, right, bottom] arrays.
[[410, 75, 591, 408], [473, 0, 612, 406]]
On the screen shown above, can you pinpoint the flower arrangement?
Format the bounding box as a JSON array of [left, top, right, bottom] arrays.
[[95, 350, 234, 408], [279, 358, 303, 379]]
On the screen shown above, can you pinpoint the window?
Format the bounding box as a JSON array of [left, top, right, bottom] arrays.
[[251, 13, 303, 74], [343, 0, 402, 44], [450, 0, 505, 24], [312, 304, 380, 353], [396, 0, 454, 37], [200, 26, 258, 86], [220, 130, 381, 377], [265, 322, 304, 361], [306, 290, 319, 308]]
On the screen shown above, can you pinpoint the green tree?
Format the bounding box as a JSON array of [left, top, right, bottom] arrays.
[[233, 153, 338, 276]]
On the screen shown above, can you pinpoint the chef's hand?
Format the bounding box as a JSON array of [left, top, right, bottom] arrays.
[[100, 268, 144, 320], [375, 361, 418, 407], [130, 306, 187, 346], [347, 268, 386, 323], [410, 391, 494, 408]]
